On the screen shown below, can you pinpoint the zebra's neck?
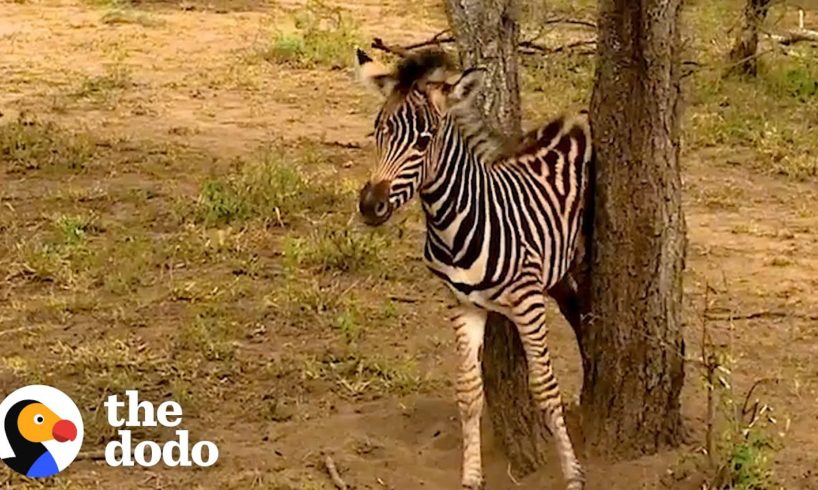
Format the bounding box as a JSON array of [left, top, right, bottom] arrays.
[[419, 114, 490, 256]]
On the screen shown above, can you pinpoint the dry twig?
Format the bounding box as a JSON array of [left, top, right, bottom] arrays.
[[519, 39, 596, 55], [0, 326, 27, 338], [371, 37, 411, 57], [321, 140, 363, 149], [76, 450, 106, 461], [324, 454, 348, 490]]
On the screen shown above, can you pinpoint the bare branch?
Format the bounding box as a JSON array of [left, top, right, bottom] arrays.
[[542, 17, 597, 29], [519, 39, 597, 55], [371, 34, 597, 59], [740, 378, 779, 420], [403, 29, 455, 50], [371, 37, 411, 57]]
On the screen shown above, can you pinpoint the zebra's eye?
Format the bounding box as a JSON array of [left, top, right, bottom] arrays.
[[34, 414, 45, 425]]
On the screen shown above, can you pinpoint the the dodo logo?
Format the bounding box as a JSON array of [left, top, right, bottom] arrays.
[[0, 385, 83, 478]]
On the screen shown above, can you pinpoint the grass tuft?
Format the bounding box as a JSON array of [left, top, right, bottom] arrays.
[[195, 149, 346, 226], [175, 313, 238, 362], [283, 228, 391, 274], [261, 0, 360, 69], [100, 8, 163, 27], [0, 116, 95, 172]]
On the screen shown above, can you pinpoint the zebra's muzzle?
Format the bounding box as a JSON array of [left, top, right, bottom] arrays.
[[358, 180, 393, 226]]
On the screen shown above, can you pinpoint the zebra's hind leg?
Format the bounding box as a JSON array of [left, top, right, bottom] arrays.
[[451, 303, 488, 490], [510, 296, 585, 490]]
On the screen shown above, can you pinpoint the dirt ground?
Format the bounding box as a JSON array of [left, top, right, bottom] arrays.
[[1, 1, 817, 489]]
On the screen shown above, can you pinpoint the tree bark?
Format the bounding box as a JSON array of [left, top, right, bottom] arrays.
[[728, 0, 772, 76], [445, 0, 522, 138], [582, 0, 687, 458], [445, 0, 551, 476]]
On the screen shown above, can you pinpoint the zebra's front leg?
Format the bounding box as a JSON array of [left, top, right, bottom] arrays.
[[510, 297, 585, 490], [451, 303, 488, 490]]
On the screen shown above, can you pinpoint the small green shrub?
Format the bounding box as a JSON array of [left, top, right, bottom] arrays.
[[196, 157, 306, 225], [262, 0, 360, 69], [719, 431, 775, 489], [761, 58, 818, 103], [334, 305, 362, 344], [54, 214, 98, 245]]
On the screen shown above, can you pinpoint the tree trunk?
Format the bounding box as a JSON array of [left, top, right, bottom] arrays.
[[728, 0, 772, 76], [445, 0, 550, 476], [582, 0, 687, 458], [445, 0, 522, 138]]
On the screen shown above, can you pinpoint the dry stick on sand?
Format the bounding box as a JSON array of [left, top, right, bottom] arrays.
[[0, 326, 27, 338], [323, 454, 348, 490], [700, 284, 719, 467], [76, 450, 106, 461]]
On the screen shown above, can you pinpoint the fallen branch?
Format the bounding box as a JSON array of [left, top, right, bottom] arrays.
[[388, 294, 420, 304], [771, 29, 818, 45], [321, 140, 363, 149], [704, 309, 818, 321], [519, 39, 597, 55], [542, 17, 597, 29], [324, 454, 348, 490]]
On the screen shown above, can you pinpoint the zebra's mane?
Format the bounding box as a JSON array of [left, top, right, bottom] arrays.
[[393, 49, 454, 94], [448, 106, 514, 164], [450, 110, 591, 165]]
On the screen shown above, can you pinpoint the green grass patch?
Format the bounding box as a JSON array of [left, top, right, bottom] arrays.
[[175, 312, 238, 362], [0, 116, 96, 172], [261, 0, 361, 69], [283, 228, 391, 274], [53, 213, 99, 246], [194, 148, 347, 226], [687, 55, 818, 179]]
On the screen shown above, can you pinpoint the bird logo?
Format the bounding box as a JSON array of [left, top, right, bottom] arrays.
[[0, 385, 83, 478]]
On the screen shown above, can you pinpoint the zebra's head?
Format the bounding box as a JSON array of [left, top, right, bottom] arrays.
[[355, 48, 485, 226]]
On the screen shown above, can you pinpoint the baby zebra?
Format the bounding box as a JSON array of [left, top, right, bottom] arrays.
[[355, 48, 592, 490]]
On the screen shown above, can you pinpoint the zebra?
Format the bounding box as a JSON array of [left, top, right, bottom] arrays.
[[355, 47, 593, 490]]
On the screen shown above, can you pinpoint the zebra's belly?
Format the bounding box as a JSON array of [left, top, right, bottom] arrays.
[[424, 257, 508, 310]]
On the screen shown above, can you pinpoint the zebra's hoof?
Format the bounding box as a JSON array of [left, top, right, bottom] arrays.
[[566, 473, 585, 490], [462, 479, 485, 490]]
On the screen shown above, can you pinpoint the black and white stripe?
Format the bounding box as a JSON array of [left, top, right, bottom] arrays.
[[356, 49, 592, 490]]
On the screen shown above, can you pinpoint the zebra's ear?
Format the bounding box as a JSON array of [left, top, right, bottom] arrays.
[[355, 48, 397, 98], [448, 67, 486, 106]]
